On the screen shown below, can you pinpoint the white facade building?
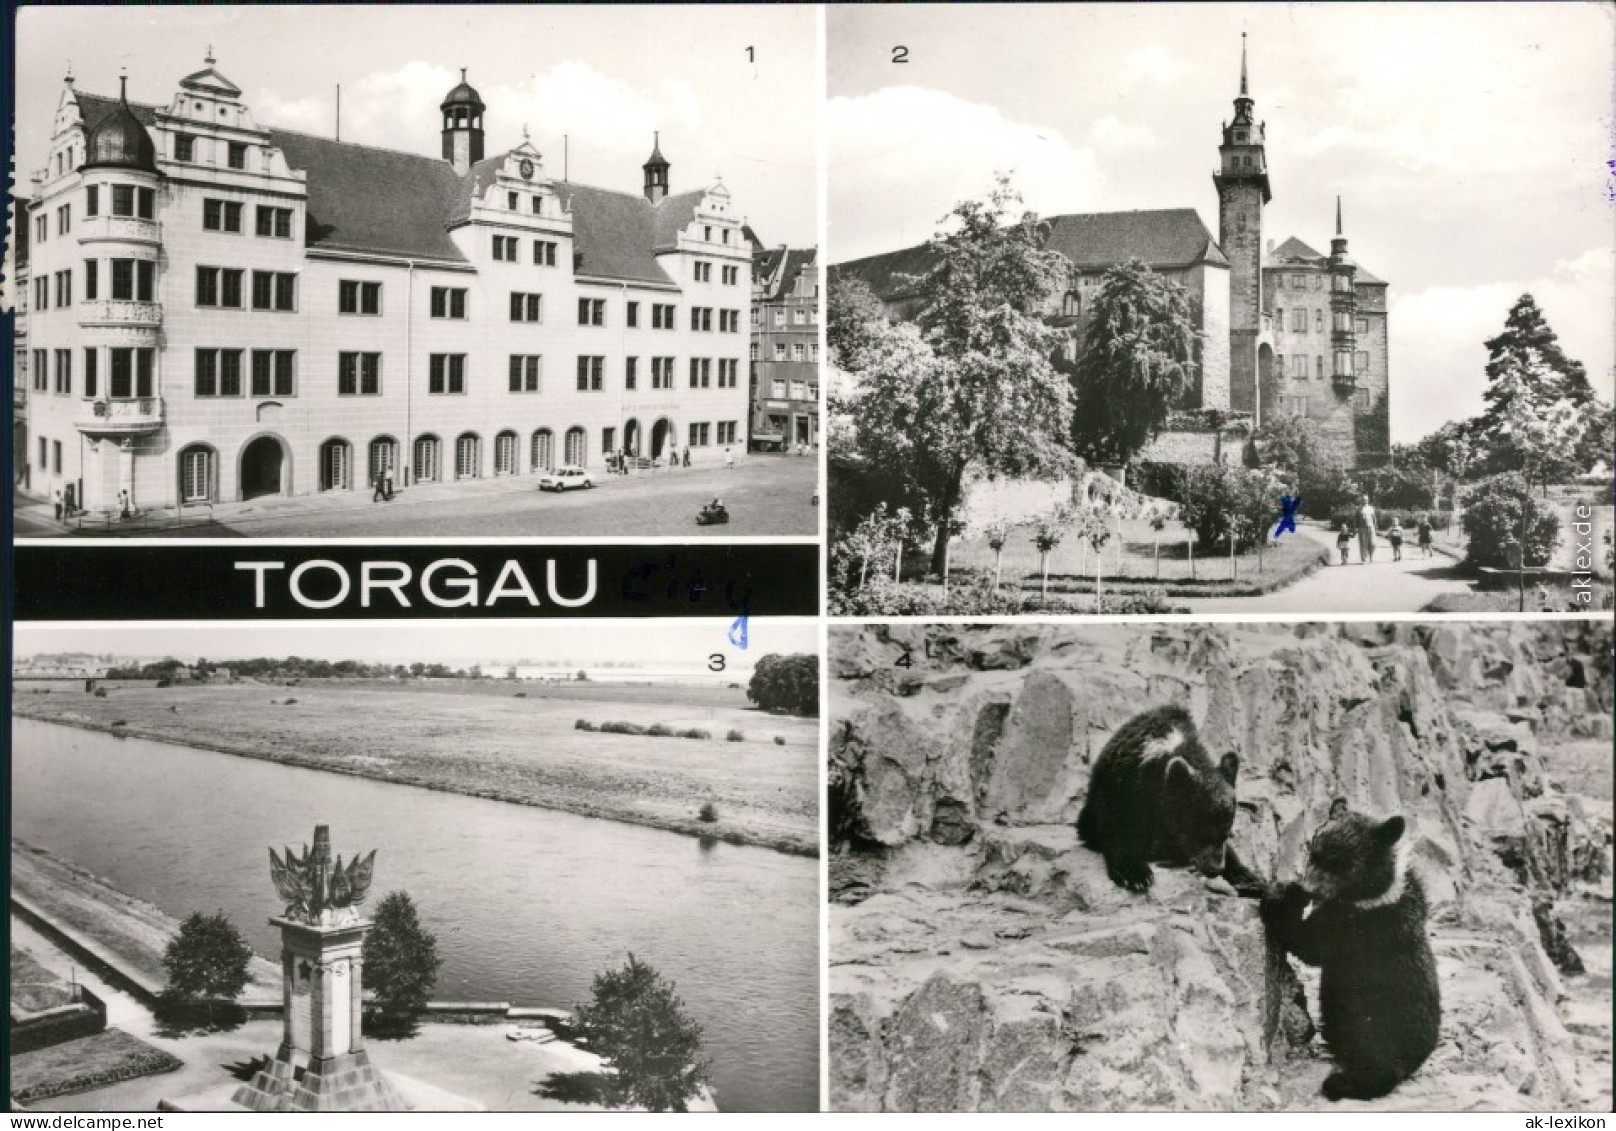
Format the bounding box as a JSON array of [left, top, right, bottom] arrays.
[[19, 58, 752, 513]]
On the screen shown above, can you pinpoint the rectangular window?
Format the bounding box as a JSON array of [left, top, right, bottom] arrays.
[[719, 359, 738, 388], [84, 259, 98, 301], [34, 213, 46, 244], [255, 206, 293, 239], [688, 358, 712, 389], [1355, 316, 1369, 334], [137, 187, 154, 219], [34, 277, 47, 311], [1356, 351, 1370, 372], [690, 307, 713, 332], [534, 240, 557, 266], [1316, 356, 1325, 380], [510, 292, 544, 323], [85, 185, 99, 216], [53, 440, 62, 474], [193, 350, 217, 397], [719, 421, 739, 444], [793, 342, 806, 362], [55, 270, 71, 307], [338, 352, 382, 396], [203, 199, 243, 232], [248, 271, 296, 312], [54, 349, 71, 395], [774, 342, 787, 361], [111, 259, 134, 301], [84, 348, 98, 398], [493, 234, 519, 261], [507, 191, 519, 211], [58, 204, 71, 235], [32, 350, 46, 392], [694, 261, 712, 283], [772, 378, 787, 398], [219, 350, 243, 396], [219, 268, 243, 309], [430, 287, 468, 319], [429, 354, 466, 394], [1290, 309, 1306, 333], [624, 357, 638, 390], [250, 350, 296, 397], [652, 303, 676, 330], [175, 133, 195, 162], [626, 301, 639, 328], [651, 357, 674, 389], [577, 298, 605, 326], [576, 356, 605, 391], [508, 355, 543, 393], [688, 422, 711, 447], [1314, 309, 1324, 332], [228, 141, 248, 169], [722, 265, 738, 285], [197, 266, 219, 306]]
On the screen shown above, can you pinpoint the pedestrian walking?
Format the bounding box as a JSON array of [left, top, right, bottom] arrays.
[[1356, 494, 1378, 563], [118, 488, 133, 519], [682, 446, 691, 469], [1387, 519, 1405, 562], [723, 447, 734, 471], [1336, 523, 1353, 566], [1417, 514, 1433, 558], [372, 472, 387, 502], [53, 488, 63, 522]]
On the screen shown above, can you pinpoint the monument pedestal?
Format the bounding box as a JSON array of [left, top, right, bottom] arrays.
[[230, 915, 407, 1112]]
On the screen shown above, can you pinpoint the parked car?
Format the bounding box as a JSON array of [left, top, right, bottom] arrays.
[[537, 465, 595, 492]]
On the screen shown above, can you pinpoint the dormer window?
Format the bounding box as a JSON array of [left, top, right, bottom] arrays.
[[507, 191, 519, 211], [175, 133, 195, 162], [228, 142, 247, 170]]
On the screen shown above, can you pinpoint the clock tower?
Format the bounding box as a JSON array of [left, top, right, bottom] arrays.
[[1214, 35, 1272, 419]]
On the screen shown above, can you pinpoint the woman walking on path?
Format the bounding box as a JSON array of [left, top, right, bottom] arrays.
[[1357, 495, 1378, 563]]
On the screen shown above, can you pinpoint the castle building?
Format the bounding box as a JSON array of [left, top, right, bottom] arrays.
[[748, 240, 819, 451], [15, 56, 753, 514], [830, 37, 1391, 470]]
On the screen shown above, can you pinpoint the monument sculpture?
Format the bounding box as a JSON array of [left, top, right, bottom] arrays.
[[232, 825, 408, 1112]]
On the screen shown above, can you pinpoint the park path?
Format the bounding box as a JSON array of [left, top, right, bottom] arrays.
[[1179, 521, 1479, 614]]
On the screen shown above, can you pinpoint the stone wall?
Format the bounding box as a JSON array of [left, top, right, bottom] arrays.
[[828, 622, 1612, 1111]]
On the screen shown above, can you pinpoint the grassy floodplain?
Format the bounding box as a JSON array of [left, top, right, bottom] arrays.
[[13, 678, 818, 857]]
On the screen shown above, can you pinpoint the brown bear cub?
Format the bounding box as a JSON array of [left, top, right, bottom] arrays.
[[1076, 704, 1260, 895], [1261, 799, 1441, 1101]]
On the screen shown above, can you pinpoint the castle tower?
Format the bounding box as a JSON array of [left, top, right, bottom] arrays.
[[1213, 34, 1272, 419], [642, 132, 670, 203], [440, 69, 485, 176], [1328, 195, 1359, 391]]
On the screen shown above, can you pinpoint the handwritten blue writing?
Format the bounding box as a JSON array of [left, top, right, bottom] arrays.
[[1274, 494, 1303, 539]]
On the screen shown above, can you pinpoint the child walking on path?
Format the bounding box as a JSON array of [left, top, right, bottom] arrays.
[[1388, 519, 1405, 562], [1417, 515, 1433, 558], [1336, 524, 1353, 566]]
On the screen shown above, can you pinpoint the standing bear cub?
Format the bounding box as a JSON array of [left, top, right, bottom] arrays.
[[1076, 704, 1258, 895], [1261, 799, 1441, 1101]]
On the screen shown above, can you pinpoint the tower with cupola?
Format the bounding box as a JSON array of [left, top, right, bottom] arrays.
[[642, 132, 670, 203], [1213, 34, 1271, 419], [440, 69, 485, 175]]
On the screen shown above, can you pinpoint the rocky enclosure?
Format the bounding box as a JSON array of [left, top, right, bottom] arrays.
[[828, 622, 1612, 1111]]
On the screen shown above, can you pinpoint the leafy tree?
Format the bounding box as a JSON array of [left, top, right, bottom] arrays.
[[747, 653, 818, 716], [852, 174, 1073, 574], [1460, 472, 1561, 571], [827, 275, 892, 370], [572, 954, 710, 1112], [1069, 259, 1202, 465], [1250, 415, 1354, 517], [1476, 294, 1606, 480], [162, 911, 253, 1016], [363, 891, 442, 1035], [1030, 506, 1072, 601]]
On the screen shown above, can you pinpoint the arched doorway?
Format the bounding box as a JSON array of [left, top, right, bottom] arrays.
[[623, 417, 641, 458], [563, 426, 587, 468], [240, 434, 287, 500], [531, 429, 554, 473], [368, 436, 398, 487], [494, 430, 519, 476], [650, 417, 674, 459], [414, 434, 441, 483], [455, 432, 481, 479], [1256, 343, 1276, 429], [319, 438, 352, 492], [178, 444, 217, 503]]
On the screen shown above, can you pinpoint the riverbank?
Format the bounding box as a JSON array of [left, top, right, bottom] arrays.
[[12, 679, 817, 857]]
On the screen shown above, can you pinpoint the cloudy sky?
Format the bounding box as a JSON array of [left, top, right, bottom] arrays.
[[829, 3, 1613, 443], [15, 620, 819, 669], [15, 5, 816, 247]]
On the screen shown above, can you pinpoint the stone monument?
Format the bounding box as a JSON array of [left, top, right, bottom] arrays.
[[231, 825, 408, 1112]]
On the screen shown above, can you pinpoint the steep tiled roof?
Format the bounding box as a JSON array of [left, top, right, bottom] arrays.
[[270, 129, 466, 261], [757, 247, 817, 302], [833, 208, 1228, 301], [70, 92, 714, 278], [1041, 209, 1229, 270], [1269, 234, 1386, 286]]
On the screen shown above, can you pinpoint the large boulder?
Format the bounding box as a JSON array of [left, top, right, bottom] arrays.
[[829, 623, 1612, 1111]]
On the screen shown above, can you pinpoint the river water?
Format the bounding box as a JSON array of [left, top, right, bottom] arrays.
[[11, 718, 818, 1112]]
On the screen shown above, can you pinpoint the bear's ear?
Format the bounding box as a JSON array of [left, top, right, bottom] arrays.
[[1327, 798, 1350, 820], [1164, 756, 1196, 798], [1217, 751, 1239, 787], [1376, 815, 1406, 846]]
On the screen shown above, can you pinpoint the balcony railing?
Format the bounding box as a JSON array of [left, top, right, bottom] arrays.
[[77, 215, 162, 246], [79, 300, 163, 329], [73, 396, 165, 435]]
